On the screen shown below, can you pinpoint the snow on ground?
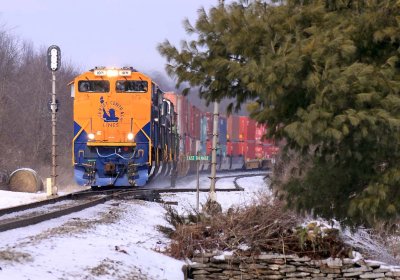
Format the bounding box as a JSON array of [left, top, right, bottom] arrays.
[[0, 184, 85, 210], [0, 190, 48, 209], [163, 173, 271, 213], [0, 172, 269, 280]]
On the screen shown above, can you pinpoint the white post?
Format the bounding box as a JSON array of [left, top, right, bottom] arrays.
[[46, 177, 52, 196]]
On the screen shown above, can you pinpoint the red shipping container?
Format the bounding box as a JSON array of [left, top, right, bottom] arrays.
[[264, 145, 279, 158], [246, 142, 256, 159], [247, 119, 256, 141], [189, 105, 193, 137], [237, 142, 246, 157], [193, 106, 201, 140], [205, 112, 213, 140], [190, 137, 197, 155], [181, 98, 190, 136], [255, 123, 266, 142], [206, 140, 212, 155], [227, 142, 233, 156], [255, 144, 264, 159], [229, 142, 240, 156], [238, 116, 256, 142], [184, 135, 191, 155], [227, 115, 240, 141], [263, 134, 276, 146], [238, 117, 247, 141], [188, 105, 194, 137]]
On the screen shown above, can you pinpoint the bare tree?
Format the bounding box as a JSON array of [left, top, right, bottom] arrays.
[[0, 27, 77, 184]]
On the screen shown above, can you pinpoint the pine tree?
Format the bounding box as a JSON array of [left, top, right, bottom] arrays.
[[158, 0, 400, 228]]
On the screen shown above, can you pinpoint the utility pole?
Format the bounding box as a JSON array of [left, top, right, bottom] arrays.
[[209, 101, 219, 202], [47, 45, 61, 196], [203, 101, 222, 214]]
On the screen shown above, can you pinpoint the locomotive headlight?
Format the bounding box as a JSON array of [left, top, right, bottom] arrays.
[[127, 132, 134, 140], [88, 133, 95, 140], [107, 69, 119, 77]]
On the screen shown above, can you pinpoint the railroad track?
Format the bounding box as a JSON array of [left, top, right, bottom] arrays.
[[0, 172, 267, 233]]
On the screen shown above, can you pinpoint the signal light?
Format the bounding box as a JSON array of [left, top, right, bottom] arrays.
[[47, 45, 61, 71]]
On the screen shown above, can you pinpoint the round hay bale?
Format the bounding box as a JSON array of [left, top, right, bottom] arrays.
[[8, 168, 43, 193]]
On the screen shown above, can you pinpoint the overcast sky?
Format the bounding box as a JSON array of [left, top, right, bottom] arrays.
[[0, 0, 222, 74]]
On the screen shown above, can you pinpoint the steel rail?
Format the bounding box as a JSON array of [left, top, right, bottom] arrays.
[[0, 172, 267, 232], [0, 189, 92, 216], [0, 195, 108, 232]]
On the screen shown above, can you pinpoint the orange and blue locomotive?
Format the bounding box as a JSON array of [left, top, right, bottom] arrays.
[[70, 67, 178, 187]]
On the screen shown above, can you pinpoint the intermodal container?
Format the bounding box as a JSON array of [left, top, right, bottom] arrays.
[[246, 142, 256, 159], [185, 135, 192, 155], [200, 116, 207, 143], [195, 140, 201, 154], [238, 116, 247, 142], [200, 140, 206, 155], [255, 144, 264, 159], [218, 144, 227, 157], [189, 105, 194, 138], [227, 115, 240, 141], [193, 106, 201, 140], [264, 145, 279, 158], [239, 142, 246, 157], [188, 105, 194, 138], [218, 116, 227, 146], [191, 137, 198, 155], [206, 140, 212, 155], [247, 119, 256, 141], [227, 142, 233, 157], [239, 117, 256, 142], [255, 123, 266, 142], [189, 105, 201, 140], [205, 112, 213, 139], [232, 142, 241, 156], [178, 95, 189, 136]]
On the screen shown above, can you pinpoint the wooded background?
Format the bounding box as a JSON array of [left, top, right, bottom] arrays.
[[0, 31, 77, 184]]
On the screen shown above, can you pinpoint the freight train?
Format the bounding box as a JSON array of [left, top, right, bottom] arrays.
[[70, 67, 278, 187]]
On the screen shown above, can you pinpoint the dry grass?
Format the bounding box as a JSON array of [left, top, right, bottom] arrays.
[[159, 198, 352, 260], [354, 223, 400, 265]]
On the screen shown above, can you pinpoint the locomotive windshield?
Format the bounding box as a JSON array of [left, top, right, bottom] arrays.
[[116, 80, 148, 93], [78, 80, 110, 93]]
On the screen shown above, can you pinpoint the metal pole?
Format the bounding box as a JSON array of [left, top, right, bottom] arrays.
[[177, 94, 182, 154], [196, 152, 200, 211], [51, 71, 57, 195], [209, 101, 219, 201]]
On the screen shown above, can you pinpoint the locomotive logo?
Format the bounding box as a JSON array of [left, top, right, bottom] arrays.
[[98, 97, 125, 126]]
